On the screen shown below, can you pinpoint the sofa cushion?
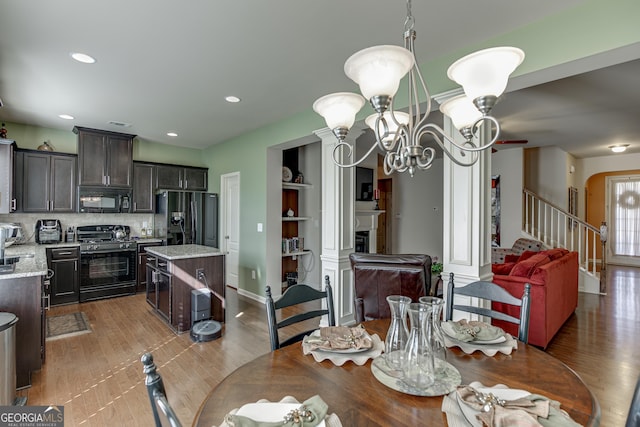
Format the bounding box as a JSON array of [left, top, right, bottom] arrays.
[[492, 262, 516, 275], [504, 254, 520, 263], [509, 253, 551, 278]]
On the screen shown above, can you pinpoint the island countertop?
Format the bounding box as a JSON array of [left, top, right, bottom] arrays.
[[145, 244, 223, 260]]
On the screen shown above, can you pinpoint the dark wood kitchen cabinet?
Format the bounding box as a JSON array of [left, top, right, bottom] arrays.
[[15, 150, 76, 213], [74, 126, 135, 188], [0, 274, 44, 388], [156, 164, 207, 191], [46, 247, 80, 305], [133, 162, 156, 213], [137, 241, 162, 292]]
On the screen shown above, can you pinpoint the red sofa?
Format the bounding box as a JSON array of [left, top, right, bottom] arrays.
[[491, 248, 578, 348]]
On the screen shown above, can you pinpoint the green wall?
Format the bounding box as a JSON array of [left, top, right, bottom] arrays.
[[203, 0, 640, 297], [2, 121, 205, 166]]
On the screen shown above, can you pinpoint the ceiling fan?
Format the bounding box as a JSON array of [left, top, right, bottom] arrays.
[[492, 139, 528, 153]]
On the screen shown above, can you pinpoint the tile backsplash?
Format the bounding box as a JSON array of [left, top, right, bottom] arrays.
[[0, 212, 155, 243]]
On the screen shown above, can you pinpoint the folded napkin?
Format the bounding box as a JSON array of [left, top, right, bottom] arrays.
[[223, 395, 332, 427], [304, 325, 372, 351], [455, 385, 582, 427], [444, 320, 505, 342]]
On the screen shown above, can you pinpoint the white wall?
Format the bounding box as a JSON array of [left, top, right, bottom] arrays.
[[393, 158, 444, 261], [525, 146, 572, 207], [491, 148, 524, 248]]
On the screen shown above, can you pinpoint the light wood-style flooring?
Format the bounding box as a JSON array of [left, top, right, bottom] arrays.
[[17, 265, 640, 426]]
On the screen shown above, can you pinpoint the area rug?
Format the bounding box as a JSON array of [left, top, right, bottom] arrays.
[[46, 312, 92, 341]]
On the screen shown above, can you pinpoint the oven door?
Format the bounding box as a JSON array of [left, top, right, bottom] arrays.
[[79, 249, 137, 302]]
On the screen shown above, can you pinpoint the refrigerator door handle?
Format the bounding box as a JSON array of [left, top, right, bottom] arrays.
[[191, 199, 197, 244]]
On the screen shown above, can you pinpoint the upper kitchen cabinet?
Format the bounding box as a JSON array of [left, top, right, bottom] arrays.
[[156, 164, 207, 191], [74, 126, 135, 188], [133, 162, 155, 213], [16, 150, 76, 213]]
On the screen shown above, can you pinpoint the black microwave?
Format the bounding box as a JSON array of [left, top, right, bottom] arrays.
[[78, 187, 131, 213]]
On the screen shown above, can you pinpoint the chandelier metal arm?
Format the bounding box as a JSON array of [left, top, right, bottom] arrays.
[[424, 130, 481, 167], [331, 139, 380, 168], [416, 114, 501, 153]]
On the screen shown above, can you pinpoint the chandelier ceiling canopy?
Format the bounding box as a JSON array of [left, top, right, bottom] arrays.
[[313, 0, 525, 176]]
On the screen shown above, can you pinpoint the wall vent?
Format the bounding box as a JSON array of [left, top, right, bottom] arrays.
[[107, 120, 131, 127]]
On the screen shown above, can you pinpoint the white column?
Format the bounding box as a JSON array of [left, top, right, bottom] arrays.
[[437, 92, 493, 308], [316, 127, 362, 325]]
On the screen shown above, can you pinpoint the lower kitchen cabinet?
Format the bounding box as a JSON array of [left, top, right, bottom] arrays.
[[46, 247, 80, 305], [0, 274, 45, 388], [137, 241, 162, 293]]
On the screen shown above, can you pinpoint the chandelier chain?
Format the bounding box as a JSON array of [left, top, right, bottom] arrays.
[[404, 0, 415, 32]]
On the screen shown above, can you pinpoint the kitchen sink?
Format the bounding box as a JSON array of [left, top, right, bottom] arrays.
[[0, 256, 20, 274]]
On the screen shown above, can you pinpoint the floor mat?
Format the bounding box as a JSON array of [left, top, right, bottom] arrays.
[[46, 312, 92, 341]]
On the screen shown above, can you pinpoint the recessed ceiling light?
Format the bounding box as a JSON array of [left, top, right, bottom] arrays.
[[167, 132, 178, 137], [71, 52, 96, 64], [58, 114, 74, 120], [225, 96, 241, 103], [609, 144, 629, 153]]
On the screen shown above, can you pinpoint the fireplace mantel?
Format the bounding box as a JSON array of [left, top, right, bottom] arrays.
[[355, 210, 384, 252]]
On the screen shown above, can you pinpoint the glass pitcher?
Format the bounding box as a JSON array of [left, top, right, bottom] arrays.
[[384, 295, 411, 373], [419, 296, 446, 372], [403, 302, 435, 389]]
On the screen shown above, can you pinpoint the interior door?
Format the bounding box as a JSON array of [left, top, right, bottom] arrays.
[[221, 172, 240, 288]]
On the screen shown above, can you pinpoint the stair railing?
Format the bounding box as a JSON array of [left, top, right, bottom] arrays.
[[523, 189, 602, 278]]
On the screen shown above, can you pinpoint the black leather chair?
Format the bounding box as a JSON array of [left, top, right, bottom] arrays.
[[627, 375, 640, 427], [445, 273, 532, 343], [141, 352, 183, 427], [266, 275, 335, 351], [349, 253, 431, 323]]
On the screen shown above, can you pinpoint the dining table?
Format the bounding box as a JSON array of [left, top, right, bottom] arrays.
[[193, 319, 600, 426]]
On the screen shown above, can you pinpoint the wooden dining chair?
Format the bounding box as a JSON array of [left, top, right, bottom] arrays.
[[445, 273, 532, 343], [265, 275, 335, 351], [141, 352, 183, 427], [626, 375, 640, 427]]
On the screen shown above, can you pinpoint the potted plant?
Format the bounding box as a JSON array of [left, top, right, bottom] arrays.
[[431, 257, 443, 277]]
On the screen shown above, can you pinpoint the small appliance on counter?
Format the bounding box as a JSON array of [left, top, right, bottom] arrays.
[[66, 226, 75, 242], [35, 219, 62, 244], [0, 223, 26, 247]]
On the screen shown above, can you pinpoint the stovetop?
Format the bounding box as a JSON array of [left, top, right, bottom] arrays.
[[77, 225, 136, 252]]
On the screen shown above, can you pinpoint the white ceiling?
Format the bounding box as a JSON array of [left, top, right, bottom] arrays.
[[0, 0, 638, 159]]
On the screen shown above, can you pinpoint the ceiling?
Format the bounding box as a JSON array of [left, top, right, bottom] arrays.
[[0, 0, 637, 159]]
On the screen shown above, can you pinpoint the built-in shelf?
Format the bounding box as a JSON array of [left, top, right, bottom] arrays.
[[281, 250, 312, 258], [283, 182, 312, 190], [282, 217, 311, 221]]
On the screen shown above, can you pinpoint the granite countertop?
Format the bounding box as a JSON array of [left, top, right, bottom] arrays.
[[146, 244, 223, 260], [1, 243, 49, 279]]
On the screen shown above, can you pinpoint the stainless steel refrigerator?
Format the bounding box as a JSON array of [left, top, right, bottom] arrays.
[[155, 191, 218, 247]]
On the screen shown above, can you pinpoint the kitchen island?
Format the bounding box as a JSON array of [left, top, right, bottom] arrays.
[[145, 244, 225, 333]]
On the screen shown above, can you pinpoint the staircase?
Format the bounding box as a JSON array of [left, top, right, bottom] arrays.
[[522, 189, 604, 294]]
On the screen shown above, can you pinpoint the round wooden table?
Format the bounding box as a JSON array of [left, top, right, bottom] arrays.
[[193, 320, 600, 426]]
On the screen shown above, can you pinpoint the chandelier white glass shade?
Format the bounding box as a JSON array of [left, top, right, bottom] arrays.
[[313, 1, 525, 176]]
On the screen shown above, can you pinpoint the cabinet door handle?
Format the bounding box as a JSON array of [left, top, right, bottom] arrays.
[[10, 198, 16, 211], [184, 179, 188, 188], [179, 179, 183, 188], [74, 260, 78, 271], [133, 202, 137, 211], [102, 175, 106, 185], [158, 262, 167, 268], [107, 176, 111, 186], [57, 251, 73, 255], [44, 294, 51, 311]]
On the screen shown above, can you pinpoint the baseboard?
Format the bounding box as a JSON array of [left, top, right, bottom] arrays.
[[237, 287, 266, 304]]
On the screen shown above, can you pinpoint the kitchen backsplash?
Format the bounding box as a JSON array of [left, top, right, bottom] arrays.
[[0, 212, 155, 243]]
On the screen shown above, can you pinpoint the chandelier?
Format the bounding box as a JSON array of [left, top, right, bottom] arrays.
[[313, 0, 525, 177]]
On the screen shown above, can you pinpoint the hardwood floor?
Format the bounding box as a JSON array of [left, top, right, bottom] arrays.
[[17, 266, 639, 426]]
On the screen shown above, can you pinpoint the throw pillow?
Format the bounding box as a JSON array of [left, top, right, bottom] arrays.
[[492, 262, 516, 275], [517, 250, 538, 262], [504, 254, 519, 263], [509, 253, 551, 278], [542, 248, 569, 260]]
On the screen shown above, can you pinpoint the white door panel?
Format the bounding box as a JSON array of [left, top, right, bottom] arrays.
[[222, 172, 240, 287]]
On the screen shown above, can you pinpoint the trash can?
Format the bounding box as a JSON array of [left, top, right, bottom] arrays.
[[0, 312, 18, 406]]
